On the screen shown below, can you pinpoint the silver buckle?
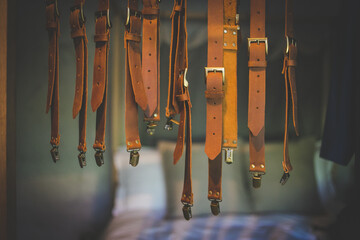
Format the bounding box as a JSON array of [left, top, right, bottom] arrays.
[[248, 37, 268, 55], [204, 67, 225, 84]]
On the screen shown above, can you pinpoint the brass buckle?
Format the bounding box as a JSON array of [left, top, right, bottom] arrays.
[[128, 149, 140, 167], [204, 67, 225, 84], [285, 36, 297, 54], [95, 9, 111, 28], [164, 117, 179, 131], [78, 151, 86, 168], [70, 3, 85, 25], [248, 37, 268, 55], [94, 150, 105, 167], [125, 7, 142, 26], [50, 145, 60, 163]]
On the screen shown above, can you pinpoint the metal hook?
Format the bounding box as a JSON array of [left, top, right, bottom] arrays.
[[146, 121, 157, 135], [50, 145, 60, 163], [280, 172, 290, 185], [210, 201, 220, 216], [182, 204, 192, 220], [252, 172, 263, 188], [78, 151, 86, 168], [129, 150, 140, 167], [224, 149, 234, 164], [95, 150, 104, 167]]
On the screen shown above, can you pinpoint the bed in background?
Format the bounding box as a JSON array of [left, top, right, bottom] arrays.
[[101, 138, 351, 240]]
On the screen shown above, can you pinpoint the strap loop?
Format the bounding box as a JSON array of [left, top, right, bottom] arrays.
[[204, 90, 224, 99]]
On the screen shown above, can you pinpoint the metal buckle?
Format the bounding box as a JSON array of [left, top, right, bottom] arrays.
[[182, 203, 193, 220], [280, 172, 290, 185], [70, 3, 85, 25], [46, 0, 60, 17], [78, 151, 86, 168], [285, 36, 297, 54], [125, 7, 142, 26], [50, 145, 60, 163], [210, 200, 221, 216], [251, 172, 264, 188], [128, 149, 140, 167], [164, 117, 179, 131], [183, 68, 189, 88], [94, 150, 105, 167], [95, 9, 111, 29], [146, 121, 157, 135], [204, 67, 225, 84], [224, 148, 234, 164], [248, 37, 268, 55]]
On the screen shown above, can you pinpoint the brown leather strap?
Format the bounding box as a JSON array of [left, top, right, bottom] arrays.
[[248, 0, 267, 188], [91, 0, 110, 166], [281, 0, 299, 185], [165, 0, 193, 220], [223, 0, 240, 164], [125, 0, 149, 167], [46, 0, 60, 163], [70, 0, 88, 168], [142, 0, 160, 135], [206, 0, 224, 216]]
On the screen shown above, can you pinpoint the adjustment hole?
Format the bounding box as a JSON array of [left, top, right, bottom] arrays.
[[147, 87, 151, 90], [149, 37, 152, 40], [214, 57, 217, 60], [256, 107, 259, 109], [257, 75, 260, 77], [148, 69, 151, 72], [257, 59, 260, 61], [258, 28, 261, 31], [149, 53, 152, 56], [257, 90, 260, 93], [215, 41, 218, 44], [212, 133, 215, 135], [213, 117, 216, 119]]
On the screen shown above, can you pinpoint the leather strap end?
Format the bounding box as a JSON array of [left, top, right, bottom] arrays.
[[248, 60, 267, 68], [50, 135, 60, 146], [93, 141, 106, 151], [181, 193, 194, 205], [78, 142, 87, 153], [91, 94, 103, 112], [205, 144, 222, 160]]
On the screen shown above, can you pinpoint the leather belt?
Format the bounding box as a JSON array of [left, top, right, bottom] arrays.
[[70, 0, 88, 168], [91, 0, 111, 167], [280, 0, 299, 185], [165, 0, 193, 220], [206, 0, 224, 216], [248, 0, 267, 188], [223, 0, 240, 164], [124, 0, 149, 167], [46, 0, 60, 163], [142, 0, 160, 135]]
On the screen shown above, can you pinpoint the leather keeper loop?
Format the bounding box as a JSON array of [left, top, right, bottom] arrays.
[[176, 93, 189, 102], [205, 90, 224, 99], [248, 60, 267, 68], [142, 7, 159, 16], [125, 32, 141, 42], [94, 33, 109, 42], [46, 22, 58, 30], [71, 30, 85, 39]]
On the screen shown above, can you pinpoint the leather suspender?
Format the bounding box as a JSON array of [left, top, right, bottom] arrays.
[[206, 0, 224, 216], [280, 0, 299, 184], [223, 0, 240, 164], [165, 0, 193, 220], [70, 0, 88, 168], [124, 0, 149, 167], [91, 0, 111, 167], [248, 0, 267, 188], [142, 0, 160, 135], [46, 0, 60, 163]]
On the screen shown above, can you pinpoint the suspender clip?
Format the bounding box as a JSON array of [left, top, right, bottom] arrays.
[[251, 172, 264, 188], [128, 149, 140, 167], [285, 36, 297, 54], [146, 121, 157, 135], [280, 172, 290, 185], [78, 151, 87, 168], [224, 148, 234, 164], [204, 67, 225, 84], [248, 38, 268, 56], [164, 117, 179, 131], [182, 203, 192, 220], [94, 150, 105, 167], [210, 200, 220, 216], [50, 145, 60, 163]]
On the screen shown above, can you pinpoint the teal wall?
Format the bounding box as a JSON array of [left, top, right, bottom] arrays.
[[16, 1, 113, 239]]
